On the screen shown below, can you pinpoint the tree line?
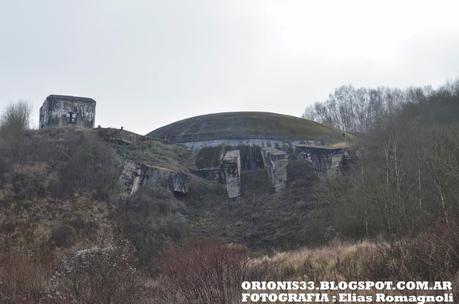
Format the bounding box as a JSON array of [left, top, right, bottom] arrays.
[[302, 83, 458, 133], [309, 80, 459, 239]]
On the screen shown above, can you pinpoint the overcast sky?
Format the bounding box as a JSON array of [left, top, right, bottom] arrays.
[[1, 0, 459, 134]]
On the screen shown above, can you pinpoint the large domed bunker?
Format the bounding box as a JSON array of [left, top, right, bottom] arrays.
[[147, 111, 344, 147], [147, 112, 349, 197]]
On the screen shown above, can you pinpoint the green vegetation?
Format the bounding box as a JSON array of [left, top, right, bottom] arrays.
[[115, 137, 194, 172]]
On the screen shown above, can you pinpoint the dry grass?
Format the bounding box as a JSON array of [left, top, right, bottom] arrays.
[[247, 240, 379, 281]]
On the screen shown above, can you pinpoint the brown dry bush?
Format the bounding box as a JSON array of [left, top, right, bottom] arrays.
[[0, 250, 68, 304], [48, 224, 77, 248], [155, 239, 248, 304], [56, 242, 144, 304], [361, 220, 459, 282], [51, 132, 121, 201], [115, 186, 188, 273]]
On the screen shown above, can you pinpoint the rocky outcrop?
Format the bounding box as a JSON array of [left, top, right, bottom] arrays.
[[222, 150, 241, 198], [261, 148, 288, 192], [120, 161, 191, 195]]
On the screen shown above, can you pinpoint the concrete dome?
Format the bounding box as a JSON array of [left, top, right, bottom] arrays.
[[147, 112, 344, 144]]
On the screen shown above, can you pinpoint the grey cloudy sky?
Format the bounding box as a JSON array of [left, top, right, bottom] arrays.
[[1, 0, 459, 134]]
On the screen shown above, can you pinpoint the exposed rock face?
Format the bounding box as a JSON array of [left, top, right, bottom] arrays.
[[222, 150, 241, 198], [261, 148, 289, 192], [39, 95, 96, 129], [120, 161, 191, 195]]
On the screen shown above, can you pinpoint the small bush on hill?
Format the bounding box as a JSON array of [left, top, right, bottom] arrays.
[[48, 224, 77, 248], [115, 186, 188, 272]]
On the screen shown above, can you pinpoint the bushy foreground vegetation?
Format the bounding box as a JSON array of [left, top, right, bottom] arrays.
[[2, 225, 457, 303]]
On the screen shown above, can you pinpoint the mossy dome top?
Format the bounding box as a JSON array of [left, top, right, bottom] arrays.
[[147, 112, 344, 144]]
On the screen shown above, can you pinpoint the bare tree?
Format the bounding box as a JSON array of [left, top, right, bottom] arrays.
[[0, 101, 32, 162], [0, 101, 31, 132]]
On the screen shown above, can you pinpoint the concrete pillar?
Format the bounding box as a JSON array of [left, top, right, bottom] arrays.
[[222, 150, 241, 198], [168, 172, 192, 193], [261, 148, 288, 192], [327, 152, 344, 177]]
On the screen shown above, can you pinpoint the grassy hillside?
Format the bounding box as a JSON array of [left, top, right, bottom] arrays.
[[0, 126, 326, 271]]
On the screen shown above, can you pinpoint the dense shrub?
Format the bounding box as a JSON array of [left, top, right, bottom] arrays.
[[57, 243, 143, 304], [10, 164, 49, 199], [0, 250, 67, 304], [115, 186, 188, 272], [48, 224, 77, 248], [52, 132, 121, 200], [0, 102, 32, 164], [155, 239, 248, 304], [361, 220, 459, 281]]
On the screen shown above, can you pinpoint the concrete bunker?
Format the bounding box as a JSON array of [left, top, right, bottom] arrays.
[[39, 95, 96, 129]]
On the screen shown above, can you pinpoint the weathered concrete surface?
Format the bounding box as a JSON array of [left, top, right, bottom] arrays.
[[294, 145, 345, 177], [180, 138, 319, 151], [193, 168, 225, 183], [120, 161, 191, 195], [168, 172, 192, 193], [147, 112, 345, 144], [222, 150, 241, 198], [39, 95, 96, 129], [328, 152, 344, 177], [261, 148, 288, 192]]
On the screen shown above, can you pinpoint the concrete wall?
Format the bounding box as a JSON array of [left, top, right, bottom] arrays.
[[120, 161, 191, 195], [294, 145, 344, 177], [39, 96, 96, 129], [181, 138, 321, 151]]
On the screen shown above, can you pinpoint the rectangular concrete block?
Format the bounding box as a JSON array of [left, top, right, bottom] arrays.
[[261, 148, 288, 192], [39, 95, 96, 129], [222, 150, 241, 198], [119, 161, 191, 195]]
